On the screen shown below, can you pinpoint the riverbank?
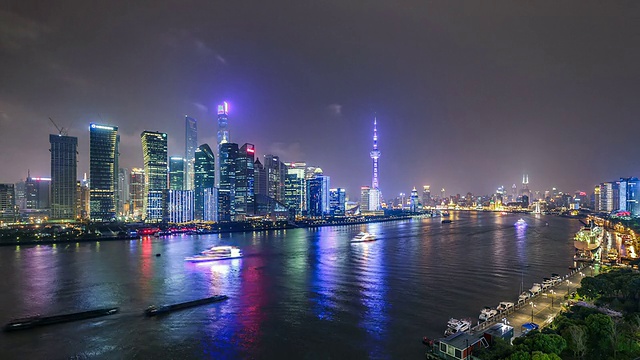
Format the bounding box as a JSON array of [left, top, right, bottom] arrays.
[[0, 215, 411, 246]]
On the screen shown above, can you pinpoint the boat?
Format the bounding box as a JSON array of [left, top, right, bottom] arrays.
[[444, 318, 471, 336], [351, 232, 377, 242], [441, 219, 452, 224], [185, 246, 243, 262], [518, 292, 530, 302], [4, 307, 119, 332], [515, 218, 527, 226], [529, 283, 542, 295], [479, 306, 498, 322], [145, 295, 228, 316], [496, 302, 514, 312], [574, 226, 603, 251]]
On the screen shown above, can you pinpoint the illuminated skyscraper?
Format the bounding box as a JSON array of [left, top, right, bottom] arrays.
[[410, 187, 419, 212], [218, 142, 238, 221], [369, 118, 381, 210], [169, 157, 185, 190], [184, 116, 197, 191], [235, 143, 255, 219], [329, 188, 346, 216], [285, 162, 306, 214], [89, 123, 118, 222], [422, 186, 431, 208], [141, 131, 168, 222], [0, 184, 16, 222], [50, 134, 77, 220], [216, 102, 230, 187], [194, 144, 215, 221], [360, 186, 370, 212], [129, 168, 144, 218], [264, 154, 286, 202], [307, 170, 330, 217]]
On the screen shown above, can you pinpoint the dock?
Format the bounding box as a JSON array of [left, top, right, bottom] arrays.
[[471, 265, 591, 337]]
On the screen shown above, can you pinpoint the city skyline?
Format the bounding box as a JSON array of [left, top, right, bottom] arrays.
[[1, 2, 639, 197]]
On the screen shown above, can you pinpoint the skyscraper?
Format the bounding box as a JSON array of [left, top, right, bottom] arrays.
[[141, 131, 168, 222], [89, 123, 118, 222], [130, 168, 145, 218], [167, 190, 194, 223], [264, 154, 286, 202], [184, 116, 197, 191], [0, 184, 16, 222], [410, 187, 419, 212], [307, 170, 330, 217], [369, 118, 381, 210], [218, 142, 238, 221], [285, 162, 306, 214], [254, 158, 267, 197], [50, 134, 77, 220], [194, 144, 215, 221], [422, 186, 431, 208], [117, 167, 129, 216], [169, 157, 185, 190], [217, 101, 230, 187], [25, 175, 51, 210], [235, 143, 255, 219], [329, 188, 346, 216]]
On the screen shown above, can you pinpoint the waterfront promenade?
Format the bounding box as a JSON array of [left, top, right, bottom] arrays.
[[472, 264, 592, 337]]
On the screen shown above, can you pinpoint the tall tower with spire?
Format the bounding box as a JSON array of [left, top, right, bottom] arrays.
[[368, 117, 381, 210], [216, 101, 230, 187]]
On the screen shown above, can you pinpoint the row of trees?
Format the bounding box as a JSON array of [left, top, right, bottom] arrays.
[[478, 269, 640, 359]]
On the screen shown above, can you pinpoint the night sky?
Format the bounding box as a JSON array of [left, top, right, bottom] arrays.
[[1, 1, 639, 198]]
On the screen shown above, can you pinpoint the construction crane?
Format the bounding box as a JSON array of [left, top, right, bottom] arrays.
[[49, 117, 68, 136]]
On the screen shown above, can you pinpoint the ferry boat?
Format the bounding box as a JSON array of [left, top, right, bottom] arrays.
[[185, 246, 243, 262], [574, 226, 603, 251], [518, 292, 530, 303], [351, 232, 376, 242], [479, 306, 498, 322], [444, 318, 471, 336], [515, 218, 527, 226]]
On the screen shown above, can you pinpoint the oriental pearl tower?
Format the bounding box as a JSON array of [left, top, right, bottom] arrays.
[[369, 117, 381, 210]]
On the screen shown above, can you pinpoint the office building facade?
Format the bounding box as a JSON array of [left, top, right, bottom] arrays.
[[169, 157, 185, 190], [185, 116, 197, 191], [218, 142, 238, 221], [194, 144, 215, 221], [141, 131, 168, 222], [50, 134, 77, 219], [89, 123, 118, 222]]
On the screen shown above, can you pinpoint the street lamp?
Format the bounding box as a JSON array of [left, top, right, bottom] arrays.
[[530, 301, 536, 323], [549, 290, 555, 308]]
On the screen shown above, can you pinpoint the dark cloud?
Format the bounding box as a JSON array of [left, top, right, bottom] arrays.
[[0, 1, 639, 198]]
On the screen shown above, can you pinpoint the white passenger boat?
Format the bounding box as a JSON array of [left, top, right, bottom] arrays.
[[185, 246, 243, 262], [444, 318, 471, 336], [518, 292, 530, 303], [496, 302, 514, 312], [515, 218, 527, 226], [479, 306, 498, 322], [529, 283, 542, 295], [351, 232, 377, 242]]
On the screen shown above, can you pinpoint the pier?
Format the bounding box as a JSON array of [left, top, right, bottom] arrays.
[[470, 265, 591, 337]]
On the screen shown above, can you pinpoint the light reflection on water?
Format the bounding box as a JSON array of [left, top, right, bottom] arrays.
[[0, 213, 581, 359]]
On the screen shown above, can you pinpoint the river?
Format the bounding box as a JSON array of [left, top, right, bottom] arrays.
[[0, 212, 581, 359]]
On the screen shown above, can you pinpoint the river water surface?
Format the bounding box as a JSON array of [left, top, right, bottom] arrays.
[[0, 213, 581, 359]]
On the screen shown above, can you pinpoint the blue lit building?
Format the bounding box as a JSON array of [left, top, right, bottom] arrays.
[[235, 143, 255, 219], [169, 156, 185, 190], [167, 190, 194, 223], [329, 188, 346, 216], [218, 142, 238, 221], [307, 170, 330, 217]]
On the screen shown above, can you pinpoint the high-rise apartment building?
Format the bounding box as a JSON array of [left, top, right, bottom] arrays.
[[169, 157, 185, 190], [49, 134, 77, 220], [235, 143, 255, 219], [194, 144, 215, 221], [218, 143, 238, 221], [141, 131, 168, 222], [130, 168, 144, 218], [89, 123, 118, 222], [184, 116, 197, 191]]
